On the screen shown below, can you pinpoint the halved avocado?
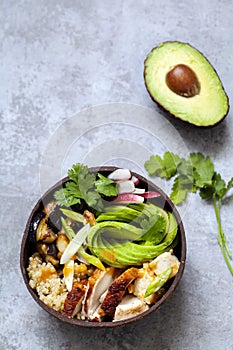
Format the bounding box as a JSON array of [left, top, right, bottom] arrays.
[[144, 41, 229, 127]]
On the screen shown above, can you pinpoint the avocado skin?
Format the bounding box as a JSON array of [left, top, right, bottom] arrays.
[[144, 41, 230, 127]]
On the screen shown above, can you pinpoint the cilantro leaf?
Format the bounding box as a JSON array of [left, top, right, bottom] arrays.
[[163, 152, 182, 178], [190, 153, 215, 188], [54, 186, 82, 207], [213, 173, 227, 199], [177, 158, 194, 177], [95, 173, 118, 197], [144, 154, 167, 177], [227, 177, 233, 191], [144, 151, 233, 276], [144, 152, 182, 178], [170, 175, 191, 204], [200, 173, 229, 201], [68, 163, 82, 184], [54, 163, 118, 210], [199, 185, 215, 200]]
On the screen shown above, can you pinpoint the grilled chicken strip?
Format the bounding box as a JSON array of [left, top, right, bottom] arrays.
[[132, 263, 156, 304], [98, 267, 138, 320], [113, 295, 149, 322], [149, 251, 180, 278], [62, 279, 88, 318], [82, 267, 118, 320]]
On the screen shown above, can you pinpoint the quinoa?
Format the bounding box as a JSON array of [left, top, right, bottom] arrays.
[[27, 253, 68, 312], [27, 253, 95, 314]]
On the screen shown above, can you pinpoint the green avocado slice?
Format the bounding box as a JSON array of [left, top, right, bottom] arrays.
[[88, 209, 178, 267], [96, 205, 143, 223], [144, 41, 229, 127]]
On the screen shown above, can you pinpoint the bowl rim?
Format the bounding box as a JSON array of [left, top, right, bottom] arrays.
[[20, 166, 186, 328]]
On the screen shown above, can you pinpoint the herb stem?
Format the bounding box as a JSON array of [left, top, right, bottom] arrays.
[[213, 195, 233, 275]]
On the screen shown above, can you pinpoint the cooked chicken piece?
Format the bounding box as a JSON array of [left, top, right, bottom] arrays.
[[113, 295, 149, 322], [99, 290, 108, 304], [82, 267, 117, 320], [62, 279, 88, 318], [149, 251, 180, 278], [88, 305, 102, 322], [132, 264, 156, 304], [98, 267, 138, 320]]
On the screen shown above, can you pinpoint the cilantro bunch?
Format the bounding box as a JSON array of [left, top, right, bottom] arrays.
[[145, 152, 233, 275], [54, 163, 118, 210]]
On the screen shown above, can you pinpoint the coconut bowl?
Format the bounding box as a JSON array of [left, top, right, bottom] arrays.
[[20, 166, 186, 328]]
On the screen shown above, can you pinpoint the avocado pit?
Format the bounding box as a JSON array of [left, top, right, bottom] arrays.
[[166, 64, 200, 98]]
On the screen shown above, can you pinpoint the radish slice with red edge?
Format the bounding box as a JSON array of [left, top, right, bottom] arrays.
[[113, 193, 144, 203], [133, 188, 146, 194], [117, 180, 135, 194], [131, 176, 140, 186], [139, 191, 161, 199], [108, 168, 131, 181]]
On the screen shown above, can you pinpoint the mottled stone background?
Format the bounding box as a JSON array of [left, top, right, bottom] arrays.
[[1, 1, 233, 349]]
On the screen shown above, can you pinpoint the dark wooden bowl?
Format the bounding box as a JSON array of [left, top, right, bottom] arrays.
[[20, 166, 186, 328]]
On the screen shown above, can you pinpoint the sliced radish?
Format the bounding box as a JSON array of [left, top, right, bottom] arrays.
[[117, 180, 135, 194], [113, 193, 144, 203], [133, 188, 146, 194], [139, 191, 161, 199], [131, 176, 140, 186], [108, 168, 131, 181]]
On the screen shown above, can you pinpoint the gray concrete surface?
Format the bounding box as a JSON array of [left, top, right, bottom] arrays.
[[1, 1, 233, 349]]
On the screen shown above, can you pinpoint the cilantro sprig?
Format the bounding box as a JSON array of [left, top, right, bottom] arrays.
[[54, 163, 118, 210], [145, 152, 233, 275]]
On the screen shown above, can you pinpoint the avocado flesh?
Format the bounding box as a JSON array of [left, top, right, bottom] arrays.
[[88, 210, 178, 267], [144, 41, 229, 127]]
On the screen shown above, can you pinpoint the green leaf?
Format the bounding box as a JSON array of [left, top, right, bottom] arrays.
[[95, 173, 118, 196], [199, 185, 215, 200], [213, 172, 227, 199], [144, 152, 182, 179], [170, 175, 193, 204], [54, 163, 119, 210], [65, 181, 83, 199], [68, 163, 82, 184], [177, 158, 193, 177], [144, 154, 167, 177], [227, 177, 233, 191], [54, 187, 82, 207], [190, 153, 215, 188], [163, 152, 182, 178], [144, 151, 233, 277]]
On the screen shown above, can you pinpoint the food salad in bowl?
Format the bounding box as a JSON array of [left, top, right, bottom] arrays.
[[20, 164, 186, 327]]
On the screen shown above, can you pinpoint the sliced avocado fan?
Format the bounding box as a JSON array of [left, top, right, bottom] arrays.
[[144, 41, 229, 127], [87, 203, 178, 267]]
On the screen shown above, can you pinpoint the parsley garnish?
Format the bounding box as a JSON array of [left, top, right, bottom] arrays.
[[54, 163, 118, 210], [145, 151, 233, 275]]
